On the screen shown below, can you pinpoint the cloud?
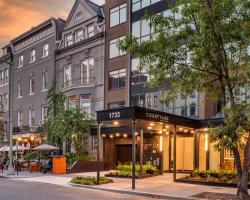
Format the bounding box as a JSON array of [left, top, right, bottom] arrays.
[[0, 0, 105, 48]]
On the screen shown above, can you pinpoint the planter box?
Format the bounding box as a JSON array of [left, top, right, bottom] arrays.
[[176, 178, 250, 188], [105, 172, 160, 179], [70, 161, 105, 173]]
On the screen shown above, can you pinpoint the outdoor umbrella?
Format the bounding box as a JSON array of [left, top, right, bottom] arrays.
[[0, 146, 9, 152], [0, 146, 29, 152], [32, 144, 59, 151]]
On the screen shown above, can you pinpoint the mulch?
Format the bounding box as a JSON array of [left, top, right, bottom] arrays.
[[191, 192, 242, 200]]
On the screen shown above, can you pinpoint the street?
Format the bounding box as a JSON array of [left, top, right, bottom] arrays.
[[0, 178, 155, 200]]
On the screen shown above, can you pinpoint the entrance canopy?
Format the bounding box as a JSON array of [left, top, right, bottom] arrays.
[[96, 106, 223, 130], [95, 106, 224, 189]]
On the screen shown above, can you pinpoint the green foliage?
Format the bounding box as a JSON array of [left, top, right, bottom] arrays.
[[211, 104, 250, 151], [43, 81, 94, 156], [23, 151, 51, 160], [188, 169, 250, 184], [71, 177, 113, 185], [65, 153, 96, 164], [120, 0, 250, 104], [111, 162, 157, 177]]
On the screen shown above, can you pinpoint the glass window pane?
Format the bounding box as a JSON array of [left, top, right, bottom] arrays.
[[110, 10, 120, 27], [141, 19, 151, 37], [132, 21, 140, 38], [142, 0, 150, 8], [120, 7, 127, 23]]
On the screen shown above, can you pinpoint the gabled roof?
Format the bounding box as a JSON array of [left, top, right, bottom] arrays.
[[82, 0, 104, 18], [63, 0, 104, 29]]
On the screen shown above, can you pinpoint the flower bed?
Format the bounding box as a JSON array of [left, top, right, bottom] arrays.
[[71, 177, 113, 185], [177, 169, 250, 188], [105, 162, 158, 179]]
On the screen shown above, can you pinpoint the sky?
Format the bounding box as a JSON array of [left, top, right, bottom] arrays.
[[0, 0, 105, 48]]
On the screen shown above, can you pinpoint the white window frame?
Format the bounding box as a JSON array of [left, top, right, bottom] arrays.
[[87, 24, 95, 38], [81, 57, 94, 84], [42, 43, 49, 57], [18, 55, 24, 68], [42, 72, 48, 91], [17, 110, 24, 128], [65, 34, 73, 47], [109, 36, 126, 59], [110, 3, 127, 27], [64, 65, 72, 87], [29, 108, 35, 127], [29, 76, 35, 95], [41, 105, 48, 123], [75, 29, 84, 43], [30, 49, 36, 63], [18, 81, 23, 98]]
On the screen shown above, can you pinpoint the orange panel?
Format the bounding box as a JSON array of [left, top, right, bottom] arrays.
[[53, 156, 66, 174]]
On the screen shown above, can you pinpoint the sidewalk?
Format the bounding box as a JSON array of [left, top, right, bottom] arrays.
[[1, 171, 241, 199]]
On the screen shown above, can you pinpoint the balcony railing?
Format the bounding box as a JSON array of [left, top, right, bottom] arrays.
[[63, 77, 96, 89], [13, 126, 39, 134]]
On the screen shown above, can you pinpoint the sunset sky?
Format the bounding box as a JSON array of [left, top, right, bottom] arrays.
[[0, 0, 104, 48]]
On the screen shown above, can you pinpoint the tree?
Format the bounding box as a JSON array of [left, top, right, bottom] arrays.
[[43, 81, 94, 156], [120, 0, 250, 198]]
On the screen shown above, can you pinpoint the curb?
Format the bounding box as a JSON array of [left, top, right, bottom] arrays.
[[69, 183, 199, 200]]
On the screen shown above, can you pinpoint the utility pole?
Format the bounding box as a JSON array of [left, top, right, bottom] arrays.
[[0, 55, 14, 175]]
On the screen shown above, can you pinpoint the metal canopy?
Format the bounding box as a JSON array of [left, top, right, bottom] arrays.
[[97, 106, 200, 128]]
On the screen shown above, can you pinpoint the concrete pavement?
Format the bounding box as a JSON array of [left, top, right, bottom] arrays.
[[0, 171, 243, 199]]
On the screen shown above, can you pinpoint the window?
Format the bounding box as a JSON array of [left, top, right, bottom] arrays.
[[131, 57, 149, 84], [82, 58, 94, 84], [41, 105, 48, 123], [87, 24, 95, 38], [64, 65, 71, 87], [190, 91, 196, 98], [65, 34, 73, 47], [42, 72, 48, 90], [18, 81, 23, 98], [131, 94, 145, 107], [4, 69, 8, 84], [132, 19, 153, 43], [147, 95, 151, 108], [154, 95, 158, 107], [224, 149, 234, 160], [75, 12, 82, 21], [68, 96, 77, 108], [42, 44, 49, 57], [108, 101, 125, 110], [109, 36, 126, 59], [181, 107, 187, 116], [75, 29, 84, 43], [29, 108, 35, 127], [110, 3, 127, 27], [0, 94, 8, 111], [18, 55, 24, 68], [0, 69, 8, 86], [132, 0, 161, 12], [80, 95, 91, 115], [18, 110, 24, 128], [29, 76, 35, 95], [190, 103, 196, 116], [30, 49, 36, 62], [108, 68, 126, 90]]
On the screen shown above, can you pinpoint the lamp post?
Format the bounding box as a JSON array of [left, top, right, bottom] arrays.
[[0, 56, 14, 175]]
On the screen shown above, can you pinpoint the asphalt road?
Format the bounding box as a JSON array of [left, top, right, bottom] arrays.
[[0, 178, 156, 200]]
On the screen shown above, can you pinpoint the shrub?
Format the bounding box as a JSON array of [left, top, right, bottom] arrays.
[[71, 177, 113, 185]]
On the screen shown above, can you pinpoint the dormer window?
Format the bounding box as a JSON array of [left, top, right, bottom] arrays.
[[75, 12, 82, 21], [75, 29, 84, 43], [65, 34, 73, 47]]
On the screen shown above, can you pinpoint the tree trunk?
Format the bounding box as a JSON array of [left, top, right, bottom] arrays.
[[239, 134, 250, 199], [233, 148, 243, 196]]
